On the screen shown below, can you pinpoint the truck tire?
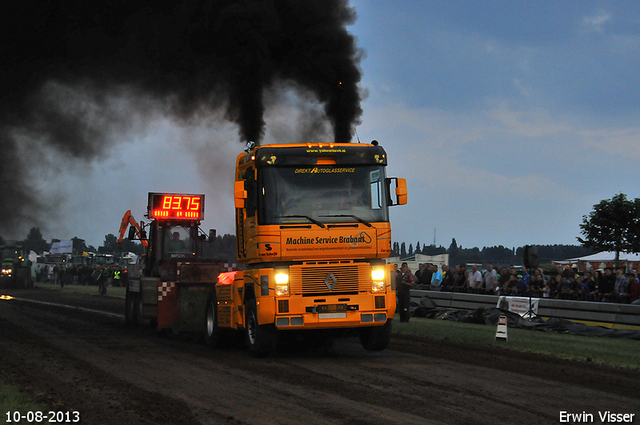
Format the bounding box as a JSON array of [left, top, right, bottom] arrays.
[[359, 320, 392, 351], [125, 286, 139, 326], [245, 298, 276, 357], [204, 292, 223, 347]]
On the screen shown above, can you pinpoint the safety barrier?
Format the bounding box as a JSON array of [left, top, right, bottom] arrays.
[[411, 289, 640, 327]]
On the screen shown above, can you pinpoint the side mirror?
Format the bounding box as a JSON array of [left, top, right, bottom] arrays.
[[396, 178, 407, 205], [234, 180, 247, 209], [386, 177, 408, 206]]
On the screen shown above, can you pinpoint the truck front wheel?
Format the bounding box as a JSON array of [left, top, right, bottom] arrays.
[[359, 320, 392, 351], [204, 293, 223, 347], [245, 298, 276, 357]]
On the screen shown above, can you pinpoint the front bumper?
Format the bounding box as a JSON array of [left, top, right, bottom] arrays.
[[272, 293, 395, 329]]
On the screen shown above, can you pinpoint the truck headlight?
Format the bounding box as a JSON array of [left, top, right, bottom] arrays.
[[371, 269, 385, 281], [371, 268, 385, 292], [275, 271, 289, 296]]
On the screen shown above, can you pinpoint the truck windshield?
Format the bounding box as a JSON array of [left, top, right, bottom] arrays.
[[258, 165, 389, 225], [163, 224, 196, 257], [2, 249, 16, 260]]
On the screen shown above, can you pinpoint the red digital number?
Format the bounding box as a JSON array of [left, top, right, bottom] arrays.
[[155, 194, 201, 219], [190, 197, 201, 211], [162, 196, 172, 209], [171, 196, 182, 210]]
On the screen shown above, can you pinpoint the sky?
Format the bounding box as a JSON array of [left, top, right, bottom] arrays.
[[13, 1, 640, 252]]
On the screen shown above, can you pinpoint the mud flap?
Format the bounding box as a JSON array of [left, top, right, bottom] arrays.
[[157, 281, 179, 329]]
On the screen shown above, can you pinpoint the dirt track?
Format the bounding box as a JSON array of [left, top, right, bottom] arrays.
[[0, 288, 638, 425]]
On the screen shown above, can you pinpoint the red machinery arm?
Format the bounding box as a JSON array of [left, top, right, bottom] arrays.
[[117, 210, 148, 248]]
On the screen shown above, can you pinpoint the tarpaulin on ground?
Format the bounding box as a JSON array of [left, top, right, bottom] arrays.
[[411, 297, 640, 340]]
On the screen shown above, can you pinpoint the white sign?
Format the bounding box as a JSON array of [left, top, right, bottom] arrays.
[[495, 315, 508, 341], [50, 240, 73, 254], [497, 296, 539, 317]]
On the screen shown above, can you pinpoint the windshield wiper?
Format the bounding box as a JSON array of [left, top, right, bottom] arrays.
[[277, 215, 326, 228], [319, 214, 373, 227]]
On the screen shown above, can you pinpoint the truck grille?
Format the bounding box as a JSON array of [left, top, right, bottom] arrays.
[[278, 299, 289, 313], [290, 262, 370, 296]]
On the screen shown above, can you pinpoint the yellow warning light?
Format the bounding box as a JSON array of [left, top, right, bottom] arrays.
[[0, 295, 14, 300]]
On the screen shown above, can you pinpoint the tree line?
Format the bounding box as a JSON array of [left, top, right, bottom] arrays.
[[0, 228, 238, 263], [391, 239, 595, 268]]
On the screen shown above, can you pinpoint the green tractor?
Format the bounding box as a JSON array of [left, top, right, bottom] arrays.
[[0, 244, 33, 289]]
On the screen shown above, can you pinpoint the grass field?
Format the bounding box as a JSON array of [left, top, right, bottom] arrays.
[[391, 315, 640, 371], [33, 282, 126, 299], [0, 381, 48, 422]]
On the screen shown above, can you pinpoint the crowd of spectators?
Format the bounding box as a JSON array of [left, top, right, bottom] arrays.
[[400, 262, 640, 305], [35, 263, 128, 294]]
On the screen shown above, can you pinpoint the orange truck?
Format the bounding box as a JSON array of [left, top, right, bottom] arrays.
[[123, 141, 406, 356], [206, 140, 407, 355]]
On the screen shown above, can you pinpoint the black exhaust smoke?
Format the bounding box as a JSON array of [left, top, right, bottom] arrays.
[[0, 0, 363, 236]]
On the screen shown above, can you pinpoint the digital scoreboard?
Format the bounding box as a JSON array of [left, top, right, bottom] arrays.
[[148, 193, 205, 220]]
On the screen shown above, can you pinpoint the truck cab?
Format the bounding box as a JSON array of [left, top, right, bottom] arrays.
[[125, 193, 227, 333], [0, 245, 32, 289], [225, 141, 407, 355], [144, 219, 199, 279]]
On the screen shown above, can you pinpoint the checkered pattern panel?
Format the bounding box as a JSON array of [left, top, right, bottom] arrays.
[[220, 263, 237, 272], [158, 281, 175, 302]]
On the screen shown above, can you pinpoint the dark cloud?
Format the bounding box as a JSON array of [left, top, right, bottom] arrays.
[[0, 0, 363, 236]]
